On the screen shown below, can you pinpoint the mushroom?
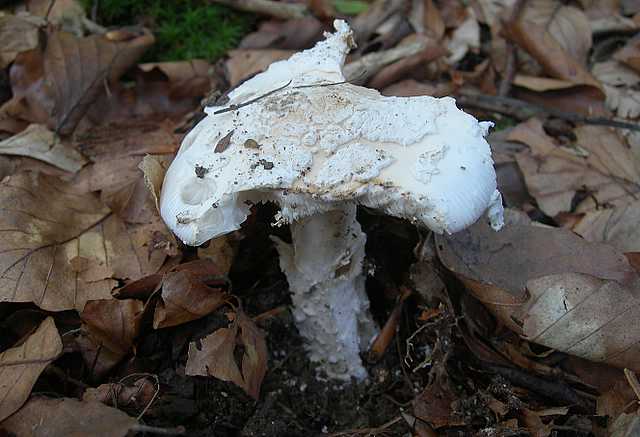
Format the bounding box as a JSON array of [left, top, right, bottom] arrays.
[[159, 20, 504, 381]]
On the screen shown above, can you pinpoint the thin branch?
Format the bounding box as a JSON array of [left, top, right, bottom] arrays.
[[456, 91, 640, 132], [209, 0, 308, 20], [213, 80, 292, 115], [130, 424, 186, 435]]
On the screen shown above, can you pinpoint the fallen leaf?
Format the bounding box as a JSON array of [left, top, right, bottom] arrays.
[[475, 0, 516, 35], [225, 49, 294, 87], [139, 154, 172, 213], [154, 268, 228, 329], [436, 209, 636, 332], [82, 376, 157, 411], [6, 29, 154, 136], [197, 235, 237, 276], [237, 311, 268, 400], [0, 397, 137, 437], [239, 18, 324, 50], [79, 299, 144, 377], [0, 172, 113, 311], [447, 9, 480, 64], [0, 124, 87, 172], [0, 14, 41, 69], [0, 317, 62, 421], [608, 412, 640, 437], [505, 4, 602, 91], [614, 34, 640, 73], [27, 0, 87, 36], [509, 119, 640, 216], [186, 309, 268, 400], [521, 0, 592, 64], [571, 201, 640, 252], [437, 210, 640, 372]]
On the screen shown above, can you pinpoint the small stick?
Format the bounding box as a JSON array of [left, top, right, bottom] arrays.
[[209, 0, 308, 20], [213, 80, 292, 115], [457, 91, 640, 132], [130, 424, 186, 435]]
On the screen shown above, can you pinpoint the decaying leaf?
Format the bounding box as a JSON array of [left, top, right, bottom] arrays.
[[0, 397, 137, 437], [6, 28, 154, 135], [614, 34, 640, 74], [186, 309, 268, 399], [0, 172, 113, 311], [225, 49, 294, 87], [154, 267, 228, 329], [447, 9, 480, 64], [78, 299, 144, 377], [0, 124, 87, 172], [82, 376, 157, 411], [0, 14, 42, 69], [505, 4, 602, 91], [0, 317, 62, 421], [139, 154, 172, 213], [437, 209, 640, 372], [521, 0, 592, 64], [571, 201, 640, 252], [509, 119, 640, 216]]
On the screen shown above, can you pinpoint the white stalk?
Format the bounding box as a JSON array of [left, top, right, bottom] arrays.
[[272, 204, 377, 380]]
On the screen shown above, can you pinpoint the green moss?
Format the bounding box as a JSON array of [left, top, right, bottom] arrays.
[[83, 0, 254, 61]]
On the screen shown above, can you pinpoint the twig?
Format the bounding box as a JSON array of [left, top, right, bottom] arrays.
[[344, 39, 428, 84], [456, 91, 640, 132], [213, 80, 292, 115], [328, 415, 403, 436], [130, 424, 185, 435], [209, 0, 308, 20]]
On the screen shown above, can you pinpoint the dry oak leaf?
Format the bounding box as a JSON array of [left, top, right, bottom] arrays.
[[225, 49, 295, 87], [7, 28, 154, 136], [154, 267, 228, 329], [505, 3, 602, 92], [0, 317, 62, 422], [0, 172, 114, 312], [0, 124, 87, 173], [509, 119, 640, 216], [77, 299, 144, 377], [0, 14, 42, 69], [571, 201, 640, 252], [186, 310, 268, 400], [437, 210, 640, 372], [521, 0, 592, 65], [0, 397, 137, 437]]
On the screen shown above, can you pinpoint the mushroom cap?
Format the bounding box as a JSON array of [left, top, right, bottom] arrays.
[[160, 20, 504, 246]]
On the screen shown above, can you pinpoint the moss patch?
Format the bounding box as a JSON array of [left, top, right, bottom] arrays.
[[84, 0, 254, 61]]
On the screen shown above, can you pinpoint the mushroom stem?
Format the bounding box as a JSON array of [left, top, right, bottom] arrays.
[[272, 204, 378, 380]]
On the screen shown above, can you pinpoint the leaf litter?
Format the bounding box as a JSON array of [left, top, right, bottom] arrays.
[[2, 0, 640, 436]]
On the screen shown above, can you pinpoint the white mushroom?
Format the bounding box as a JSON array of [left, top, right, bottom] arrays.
[[160, 20, 504, 381]]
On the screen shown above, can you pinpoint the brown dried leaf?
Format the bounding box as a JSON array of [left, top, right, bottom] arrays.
[[237, 312, 268, 400], [27, 0, 87, 35], [0, 317, 62, 421], [509, 119, 640, 216], [186, 310, 267, 400], [436, 209, 637, 332], [139, 154, 171, 213], [437, 210, 640, 371], [45, 30, 154, 135], [0, 172, 114, 311], [0, 124, 87, 172], [521, 0, 592, 64], [505, 6, 602, 91], [154, 268, 228, 329], [0, 14, 41, 69], [82, 377, 156, 411], [522, 273, 640, 371], [186, 323, 245, 389], [78, 299, 144, 376], [0, 397, 136, 437], [239, 18, 323, 50], [571, 201, 640, 252], [615, 34, 640, 74], [6, 29, 154, 135], [225, 49, 294, 87]]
